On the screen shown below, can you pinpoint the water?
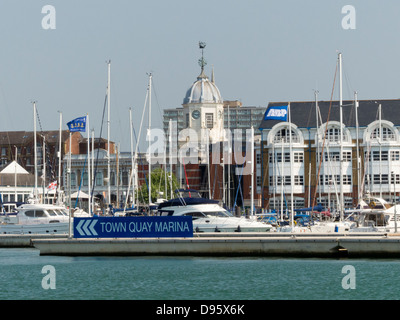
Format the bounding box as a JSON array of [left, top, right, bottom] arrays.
[[0, 248, 399, 300]]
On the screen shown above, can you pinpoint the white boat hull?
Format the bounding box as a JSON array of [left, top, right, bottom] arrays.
[[0, 222, 70, 235]]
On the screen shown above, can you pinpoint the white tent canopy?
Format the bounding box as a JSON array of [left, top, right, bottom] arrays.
[[70, 191, 89, 199], [1, 161, 29, 174]]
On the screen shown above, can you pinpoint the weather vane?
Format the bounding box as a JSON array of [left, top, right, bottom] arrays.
[[198, 41, 207, 71]]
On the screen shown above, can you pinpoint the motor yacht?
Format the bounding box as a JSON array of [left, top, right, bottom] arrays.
[[157, 189, 274, 233], [0, 203, 71, 235]]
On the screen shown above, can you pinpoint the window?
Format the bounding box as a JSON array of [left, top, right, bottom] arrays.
[[391, 151, 400, 161], [342, 175, 352, 185], [323, 152, 340, 162], [25, 210, 35, 217], [343, 151, 352, 162], [381, 174, 389, 185], [373, 151, 388, 161], [284, 153, 290, 162], [95, 172, 103, 186], [273, 128, 299, 143], [71, 172, 76, 187], [371, 126, 395, 141], [326, 127, 341, 142], [110, 172, 115, 186], [391, 174, 400, 184], [256, 153, 261, 164], [35, 210, 47, 217], [294, 152, 304, 163], [205, 113, 213, 129], [122, 171, 129, 186], [82, 172, 88, 186], [294, 175, 303, 185]]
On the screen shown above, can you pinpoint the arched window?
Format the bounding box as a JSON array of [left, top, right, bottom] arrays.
[[370, 126, 395, 142], [326, 127, 341, 142], [273, 128, 299, 143]]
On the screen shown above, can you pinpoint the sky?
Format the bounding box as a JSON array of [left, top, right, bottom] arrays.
[[0, 0, 399, 152]]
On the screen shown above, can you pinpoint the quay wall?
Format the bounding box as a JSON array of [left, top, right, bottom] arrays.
[[32, 233, 400, 258]]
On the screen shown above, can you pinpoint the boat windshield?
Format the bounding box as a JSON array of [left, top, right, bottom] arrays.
[[183, 212, 207, 219], [46, 210, 58, 216], [205, 210, 232, 217], [56, 209, 68, 216]]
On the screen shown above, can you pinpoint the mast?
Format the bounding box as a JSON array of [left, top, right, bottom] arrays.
[[148, 73, 152, 208], [379, 104, 382, 199], [315, 90, 321, 203], [58, 111, 62, 205], [42, 135, 45, 203], [107, 60, 111, 209], [87, 113, 91, 214], [250, 126, 254, 217], [169, 119, 173, 199], [355, 91, 360, 202], [91, 129, 95, 214], [33, 101, 38, 201], [338, 52, 344, 221], [129, 108, 135, 207], [288, 103, 294, 229]]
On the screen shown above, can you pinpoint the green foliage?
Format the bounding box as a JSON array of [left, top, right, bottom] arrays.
[[138, 168, 179, 204]]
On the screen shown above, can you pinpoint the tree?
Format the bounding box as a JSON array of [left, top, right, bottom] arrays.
[[138, 168, 179, 204]]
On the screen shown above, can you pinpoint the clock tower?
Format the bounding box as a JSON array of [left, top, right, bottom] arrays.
[[182, 42, 224, 144]]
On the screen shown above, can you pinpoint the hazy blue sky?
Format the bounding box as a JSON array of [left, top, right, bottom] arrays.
[[0, 0, 398, 151]]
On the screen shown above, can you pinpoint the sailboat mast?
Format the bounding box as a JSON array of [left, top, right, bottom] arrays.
[[58, 111, 62, 204], [148, 73, 152, 208], [33, 101, 38, 201], [87, 113, 91, 215], [355, 91, 360, 202], [107, 60, 111, 208], [250, 126, 254, 217], [338, 52, 344, 220], [129, 108, 135, 207]]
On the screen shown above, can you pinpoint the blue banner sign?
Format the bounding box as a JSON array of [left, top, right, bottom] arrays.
[[73, 216, 193, 238]]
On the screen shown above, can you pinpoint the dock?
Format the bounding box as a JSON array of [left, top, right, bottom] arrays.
[[31, 232, 400, 258], [0, 234, 68, 248]]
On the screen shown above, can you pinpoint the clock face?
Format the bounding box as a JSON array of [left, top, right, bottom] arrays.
[[192, 110, 200, 120]]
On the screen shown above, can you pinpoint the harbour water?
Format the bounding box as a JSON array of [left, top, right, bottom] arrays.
[[1, 248, 400, 301]]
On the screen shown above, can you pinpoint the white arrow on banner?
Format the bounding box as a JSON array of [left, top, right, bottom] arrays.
[[76, 219, 98, 236]]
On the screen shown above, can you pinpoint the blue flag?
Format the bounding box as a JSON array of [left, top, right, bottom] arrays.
[[67, 116, 86, 132], [264, 105, 288, 121]]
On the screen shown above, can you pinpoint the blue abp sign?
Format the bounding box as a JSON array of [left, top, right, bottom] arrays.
[[73, 216, 193, 238]]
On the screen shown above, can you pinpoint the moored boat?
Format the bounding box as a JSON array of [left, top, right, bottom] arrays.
[[157, 189, 274, 232], [0, 202, 71, 235]]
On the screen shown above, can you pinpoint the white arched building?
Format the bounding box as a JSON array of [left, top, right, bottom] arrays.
[[259, 99, 400, 212]]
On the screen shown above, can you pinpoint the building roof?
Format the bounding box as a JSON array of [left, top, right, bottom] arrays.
[[259, 99, 400, 130], [0, 130, 69, 145], [183, 70, 223, 104]]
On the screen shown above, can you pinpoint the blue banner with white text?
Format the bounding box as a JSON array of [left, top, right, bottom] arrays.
[[74, 216, 193, 238], [264, 105, 288, 121]]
